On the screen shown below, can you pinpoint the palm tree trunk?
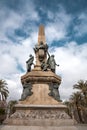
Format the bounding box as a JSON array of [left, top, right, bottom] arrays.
[[76, 103, 83, 123]]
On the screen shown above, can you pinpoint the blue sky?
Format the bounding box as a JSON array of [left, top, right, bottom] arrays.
[[0, 0, 87, 101]]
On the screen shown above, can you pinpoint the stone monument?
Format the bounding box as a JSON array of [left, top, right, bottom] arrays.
[[5, 25, 74, 126]]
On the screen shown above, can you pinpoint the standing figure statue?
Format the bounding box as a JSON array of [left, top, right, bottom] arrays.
[[26, 54, 34, 72], [47, 53, 59, 73]]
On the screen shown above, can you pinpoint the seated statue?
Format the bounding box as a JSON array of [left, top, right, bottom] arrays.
[[48, 83, 61, 102], [20, 82, 33, 101], [41, 61, 49, 71], [41, 52, 59, 73]]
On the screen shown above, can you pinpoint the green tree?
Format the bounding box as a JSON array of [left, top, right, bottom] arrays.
[[73, 80, 87, 105], [73, 80, 87, 123], [64, 101, 73, 118], [0, 79, 9, 101], [70, 92, 83, 123], [64, 80, 87, 123]]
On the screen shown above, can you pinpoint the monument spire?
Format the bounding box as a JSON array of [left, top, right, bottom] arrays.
[[38, 25, 46, 44]]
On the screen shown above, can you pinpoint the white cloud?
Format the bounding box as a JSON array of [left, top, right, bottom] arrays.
[[50, 41, 87, 100], [20, 0, 40, 21], [0, 9, 23, 43], [45, 6, 72, 43], [0, 0, 39, 101], [0, 53, 17, 75], [74, 12, 87, 36], [0, 36, 35, 74], [0, 1, 40, 45], [6, 74, 22, 101], [0, 31, 37, 101]]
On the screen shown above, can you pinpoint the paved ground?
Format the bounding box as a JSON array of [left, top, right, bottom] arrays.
[[0, 125, 87, 130]]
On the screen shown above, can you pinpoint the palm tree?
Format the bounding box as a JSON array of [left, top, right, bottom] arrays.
[[70, 92, 83, 123], [73, 80, 87, 105], [64, 101, 73, 118], [0, 79, 9, 101]]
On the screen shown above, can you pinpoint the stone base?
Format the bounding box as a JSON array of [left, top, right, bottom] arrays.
[[4, 118, 74, 126], [1, 125, 87, 130], [4, 105, 75, 126], [21, 70, 61, 84]]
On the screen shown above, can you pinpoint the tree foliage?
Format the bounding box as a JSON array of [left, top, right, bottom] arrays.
[[0, 79, 9, 101], [64, 80, 87, 124]]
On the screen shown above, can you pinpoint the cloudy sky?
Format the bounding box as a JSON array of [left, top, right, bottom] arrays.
[[0, 0, 87, 101]]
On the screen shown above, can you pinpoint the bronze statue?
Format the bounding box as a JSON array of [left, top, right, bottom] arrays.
[[41, 52, 59, 73], [26, 54, 34, 72], [20, 82, 33, 101], [48, 83, 61, 102], [41, 61, 49, 71], [47, 53, 59, 73]]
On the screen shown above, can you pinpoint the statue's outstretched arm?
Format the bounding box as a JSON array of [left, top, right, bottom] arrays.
[[56, 63, 59, 66], [47, 51, 50, 57]]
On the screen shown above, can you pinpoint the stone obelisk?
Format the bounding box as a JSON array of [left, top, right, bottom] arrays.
[[38, 25, 46, 44], [5, 25, 74, 126], [34, 25, 47, 70]]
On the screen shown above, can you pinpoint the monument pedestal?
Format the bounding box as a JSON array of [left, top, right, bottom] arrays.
[[5, 104, 74, 126], [4, 70, 75, 126]]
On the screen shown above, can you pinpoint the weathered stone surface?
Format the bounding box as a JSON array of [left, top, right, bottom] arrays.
[[11, 110, 70, 120], [21, 70, 61, 84], [1, 125, 87, 130], [4, 104, 75, 126], [38, 25, 46, 44], [4, 118, 75, 126], [19, 84, 61, 105], [11, 105, 69, 119]]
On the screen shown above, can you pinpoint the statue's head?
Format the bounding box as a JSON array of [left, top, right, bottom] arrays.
[[29, 54, 32, 57], [51, 55, 54, 58]]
